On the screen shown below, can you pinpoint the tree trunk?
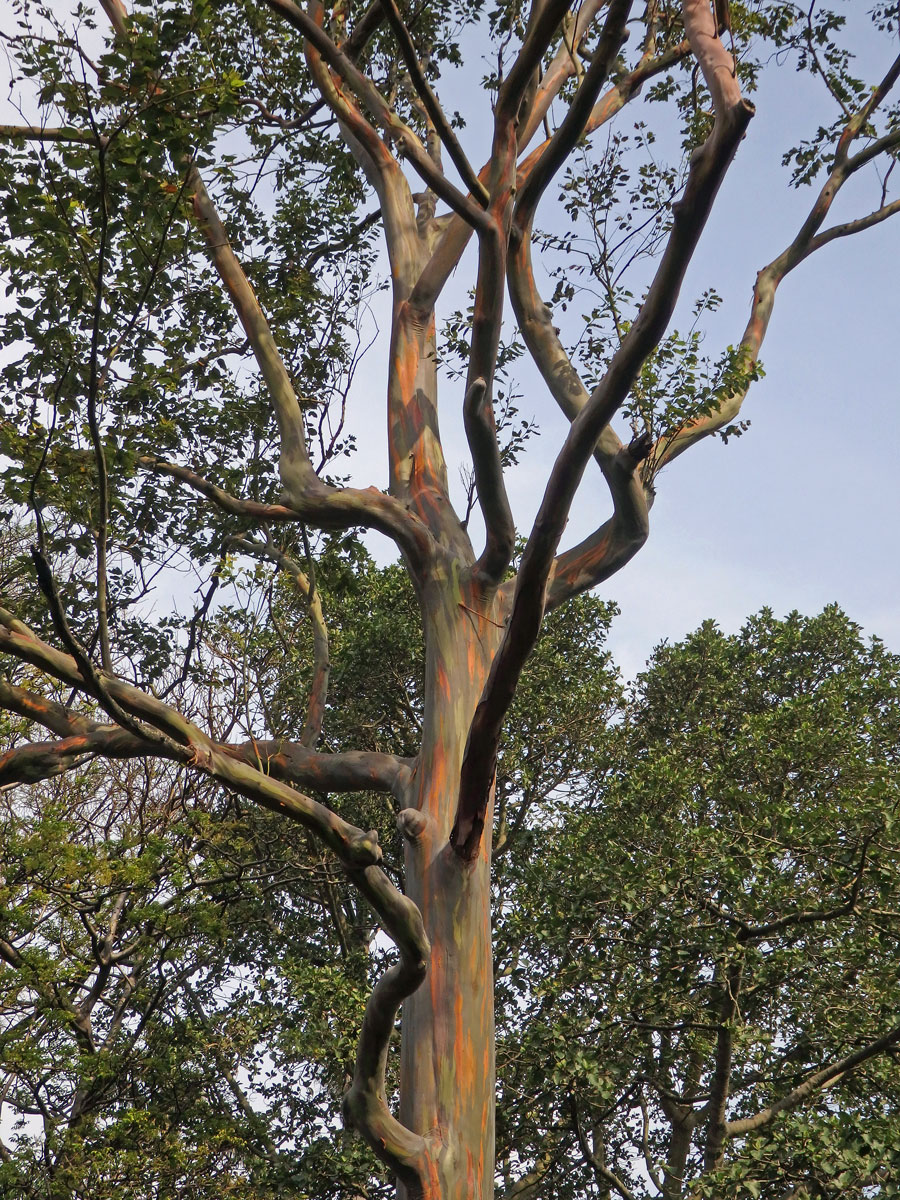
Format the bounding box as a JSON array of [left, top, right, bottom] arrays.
[[397, 570, 505, 1199]]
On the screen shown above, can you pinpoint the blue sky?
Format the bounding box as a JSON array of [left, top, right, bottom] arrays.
[[2, 1, 897, 680], [348, 5, 900, 677]]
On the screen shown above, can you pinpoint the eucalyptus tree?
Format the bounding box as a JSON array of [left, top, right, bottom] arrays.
[[1, 1, 899, 1197]]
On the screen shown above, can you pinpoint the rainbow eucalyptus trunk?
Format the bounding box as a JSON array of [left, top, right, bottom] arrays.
[[397, 577, 507, 1199]]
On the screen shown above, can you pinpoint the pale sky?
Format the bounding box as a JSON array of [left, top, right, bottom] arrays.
[[349, 9, 900, 678], [2, 2, 897, 681]]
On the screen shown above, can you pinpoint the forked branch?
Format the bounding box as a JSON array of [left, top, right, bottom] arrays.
[[452, 0, 754, 861], [656, 45, 900, 467]]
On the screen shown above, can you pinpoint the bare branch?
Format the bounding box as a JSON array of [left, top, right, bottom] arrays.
[[0, 124, 94, 143], [656, 44, 900, 467], [376, 0, 488, 204], [137, 456, 435, 578], [726, 1022, 900, 1139], [464, 376, 516, 581], [516, 0, 607, 149], [187, 166, 316, 500], [513, 0, 632, 231], [543, 435, 652, 610], [808, 195, 900, 250], [264, 0, 489, 229], [415, 31, 692, 343], [230, 739, 412, 797]]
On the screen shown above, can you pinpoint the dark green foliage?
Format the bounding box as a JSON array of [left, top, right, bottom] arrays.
[[495, 607, 900, 1199]]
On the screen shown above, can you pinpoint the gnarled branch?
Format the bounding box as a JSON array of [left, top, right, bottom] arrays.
[[452, 1, 754, 861]]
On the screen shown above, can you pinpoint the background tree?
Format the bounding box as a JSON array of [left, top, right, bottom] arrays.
[[494, 606, 900, 1199], [1, 1, 899, 1197]]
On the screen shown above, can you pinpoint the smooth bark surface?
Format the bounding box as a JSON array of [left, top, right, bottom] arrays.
[[1, 1, 899, 1196]]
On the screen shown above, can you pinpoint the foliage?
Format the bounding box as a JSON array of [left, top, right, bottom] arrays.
[[495, 607, 900, 1198], [0, 0, 898, 1197]]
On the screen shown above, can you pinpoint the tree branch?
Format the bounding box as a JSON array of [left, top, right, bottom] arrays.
[[513, 0, 632, 231], [452, 1, 754, 861], [0, 607, 379, 864], [137, 456, 435, 579], [725, 1022, 900, 1139], [229, 740, 412, 798], [655, 42, 900, 467], [263, 0, 488, 229], [807, 195, 900, 252], [376, 0, 488, 204], [412, 30, 691, 317], [543, 435, 652, 610], [342, 849, 432, 1186], [516, 0, 607, 149], [0, 610, 432, 1181], [187, 165, 317, 501], [464, 376, 516, 582], [568, 1092, 637, 1200], [0, 730, 151, 788], [0, 124, 94, 143]]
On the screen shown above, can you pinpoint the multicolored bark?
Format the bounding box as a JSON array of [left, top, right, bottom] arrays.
[[2, 1, 900, 1196]]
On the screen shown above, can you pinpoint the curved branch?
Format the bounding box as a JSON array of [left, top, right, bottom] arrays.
[[343, 854, 432, 1185], [464, 375, 516, 582], [543, 435, 652, 610], [137, 455, 297, 520], [187, 166, 315, 500], [452, 2, 754, 861], [137, 456, 435, 579], [725, 1022, 900, 1139]]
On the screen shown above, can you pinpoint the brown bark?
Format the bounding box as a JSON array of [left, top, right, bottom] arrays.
[[393, 575, 507, 1199]]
